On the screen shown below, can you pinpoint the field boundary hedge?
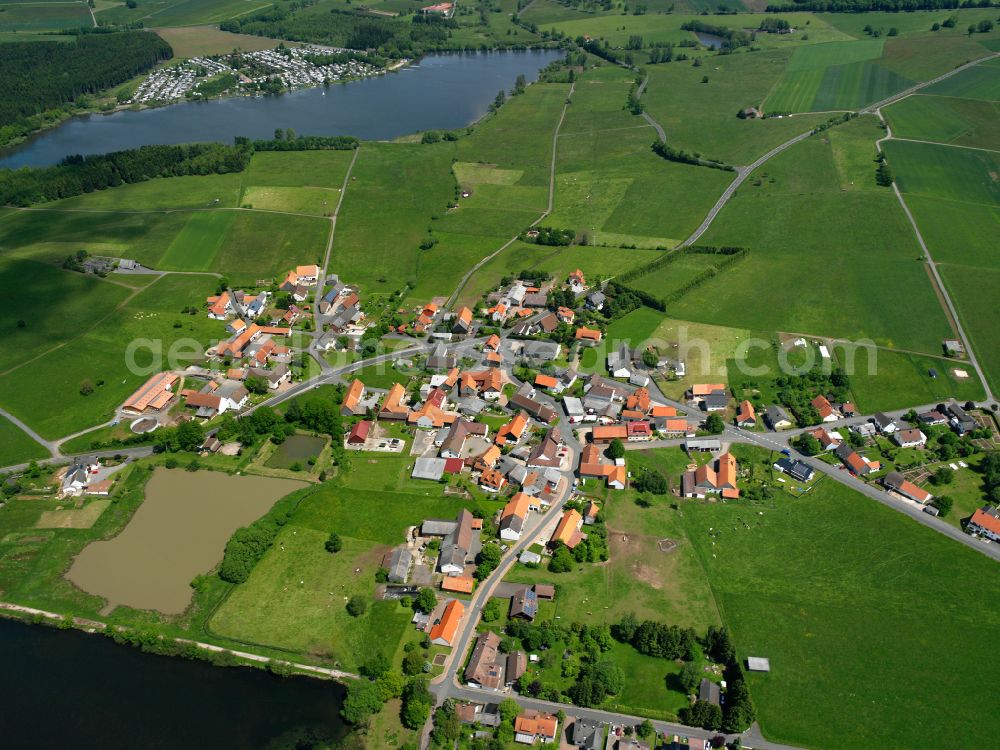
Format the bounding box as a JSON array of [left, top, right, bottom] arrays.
[[616, 245, 750, 310]]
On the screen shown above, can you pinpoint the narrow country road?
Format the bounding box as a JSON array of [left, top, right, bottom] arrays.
[[0, 407, 57, 458], [874, 109, 995, 404], [446, 81, 576, 309]]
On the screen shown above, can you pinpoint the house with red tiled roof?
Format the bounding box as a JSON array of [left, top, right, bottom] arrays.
[[682, 452, 739, 499], [514, 711, 559, 745], [556, 306, 575, 324], [206, 291, 234, 320], [575, 326, 602, 345], [550, 509, 584, 549], [967, 505, 1000, 541], [341, 379, 367, 416], [736, 400, 756, 427], [453, 306, 474, 334], [380, 383, 410, 420], [495, 411, 528, 446], [811, 394, 840, 423], [483, 334, 501, 352], [429, 599, 464, 646]]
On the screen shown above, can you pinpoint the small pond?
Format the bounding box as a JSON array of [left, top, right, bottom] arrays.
[[66, 468, 306, 614], [266, 434, 327, 470]]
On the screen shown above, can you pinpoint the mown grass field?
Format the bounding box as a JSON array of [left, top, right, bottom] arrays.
[[672, 116, 953, 353], [926, 58, 1000, 100], [49, 173, 244, 211], [681, 478, 1000, 750], [764, 39, 915, 112], [0, 2, 91, 32], [0, 414, 49, 467], [625, 252, 731, 300], [835, 344, 984, 411], [905, 195, 1000, 269], [884, 94, 1000, 152]]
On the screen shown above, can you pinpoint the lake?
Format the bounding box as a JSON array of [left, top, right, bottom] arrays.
[[0, 617, 348, 750], [67, 468, 306, 614], [0, 49, 565, 169]]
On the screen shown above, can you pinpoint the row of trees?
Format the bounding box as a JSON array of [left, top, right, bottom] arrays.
[[0, 142, 252, 206], [766, 0, 996, 12], [652, 139, 735, 172], [0, 31, 171, 145]]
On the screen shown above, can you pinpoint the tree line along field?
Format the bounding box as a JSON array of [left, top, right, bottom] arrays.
[[668, 116, 954, 354]]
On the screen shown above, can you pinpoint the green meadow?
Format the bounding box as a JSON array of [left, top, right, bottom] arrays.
[[884, 94, 1000, 151], [671, 116, 953, 353], [940, 266, 1000, 397], [886, 139, 1000, 205], [0, 414, 49, 467], [641, 50, 831, 165], [904, 195, 1000, 269], [330, 142, 456, 296], [0, 256, 132, 372], [682, 478, 1000, 750], [926, 58, 1000, 101], [0, 273, 222, 439], [159, 211, 235, 271], [0, 3, 91, 32], [96, 0, 266, 27]]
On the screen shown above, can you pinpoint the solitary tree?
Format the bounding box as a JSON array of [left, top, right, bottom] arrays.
[[346, 595, 367, 617], [705, 413, 725, 434], [325, 532, 342, 553]]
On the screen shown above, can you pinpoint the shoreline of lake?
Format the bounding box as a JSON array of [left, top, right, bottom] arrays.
[[0, 49, 565, 170]]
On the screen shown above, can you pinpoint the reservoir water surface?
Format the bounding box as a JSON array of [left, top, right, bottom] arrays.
[[0, 49, 564, 169]]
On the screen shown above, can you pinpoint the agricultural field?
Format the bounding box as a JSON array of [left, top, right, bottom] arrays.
[[641, 49, 831, 165], [0, 273, 223, 439], [819, 8, 1000, 40], [0, 2, 91, 32], [926, 57, 1000, 101], [834, 345, 984, 412], [95, 0, 269, 27], [0, 255, 132, 372], [940, 266, 1000, 398], [671, 116, 954, 353], [885, 139, 1000, 206], [153, 25, 288, 58], [681, 477, 1000, 750], [764, 39, 912, 112], [329, 141, 456, 297], [624, 252, 734, 301], [0, 414, 48, 467], [883, 94, 1000, 152], [550, 65, 733, 248]]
